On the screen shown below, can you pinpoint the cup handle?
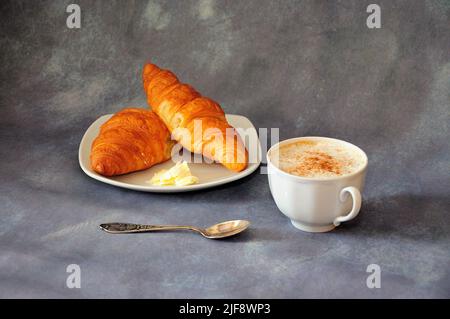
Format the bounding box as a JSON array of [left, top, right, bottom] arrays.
[[333, 186, 362, 227]]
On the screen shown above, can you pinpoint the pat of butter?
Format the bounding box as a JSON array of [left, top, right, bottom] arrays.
[[149, 161, 199, 186]]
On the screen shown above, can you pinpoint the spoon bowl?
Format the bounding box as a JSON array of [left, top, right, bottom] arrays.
[[202, 220, 250, 239]]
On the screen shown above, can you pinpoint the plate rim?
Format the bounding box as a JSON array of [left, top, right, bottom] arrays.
[[79, 113, 261, 193]]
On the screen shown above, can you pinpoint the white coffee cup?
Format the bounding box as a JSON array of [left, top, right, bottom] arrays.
[[267, 136, 368, 233]]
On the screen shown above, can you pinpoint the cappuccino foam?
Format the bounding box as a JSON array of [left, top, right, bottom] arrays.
[[271, 139, 365, 178]]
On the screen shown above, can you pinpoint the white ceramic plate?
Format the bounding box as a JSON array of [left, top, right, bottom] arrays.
[[79, 113, 261, 192]]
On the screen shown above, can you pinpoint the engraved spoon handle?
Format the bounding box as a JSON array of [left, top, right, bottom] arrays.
[[99, 223, 200, 234]]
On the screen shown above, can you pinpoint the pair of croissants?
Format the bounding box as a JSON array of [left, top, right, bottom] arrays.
[[90, 63, 248, 177]]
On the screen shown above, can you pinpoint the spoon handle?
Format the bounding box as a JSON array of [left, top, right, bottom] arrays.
[[99, 222, 198, 234]]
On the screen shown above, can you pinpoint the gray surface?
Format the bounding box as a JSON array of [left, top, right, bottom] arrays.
[[0, 0, 449, 298]]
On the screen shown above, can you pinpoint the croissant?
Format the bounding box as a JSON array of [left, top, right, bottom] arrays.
[[142, 63, 248, 172], [90, 108, 174, 176]]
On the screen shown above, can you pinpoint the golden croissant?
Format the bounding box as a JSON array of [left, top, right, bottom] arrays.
[[90, 108, 174, 176], [142, 63, 248, 172]]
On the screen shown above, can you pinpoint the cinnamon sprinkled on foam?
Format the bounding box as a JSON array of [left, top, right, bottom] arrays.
[[271, 139, 364, 178]]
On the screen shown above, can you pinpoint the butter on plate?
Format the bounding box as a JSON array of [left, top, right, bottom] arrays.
[[148, 161, 199, 186]]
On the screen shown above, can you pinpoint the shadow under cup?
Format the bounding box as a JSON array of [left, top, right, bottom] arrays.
[[267, 137, 368, 233]]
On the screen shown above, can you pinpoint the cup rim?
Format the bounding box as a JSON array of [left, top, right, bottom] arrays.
[[266, 136, 368, 182]]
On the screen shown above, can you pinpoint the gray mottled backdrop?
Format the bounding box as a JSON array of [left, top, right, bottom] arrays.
[[0, 0, 449, 298]]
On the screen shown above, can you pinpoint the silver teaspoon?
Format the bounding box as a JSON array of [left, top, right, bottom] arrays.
[[99, 220, 250, 239]]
